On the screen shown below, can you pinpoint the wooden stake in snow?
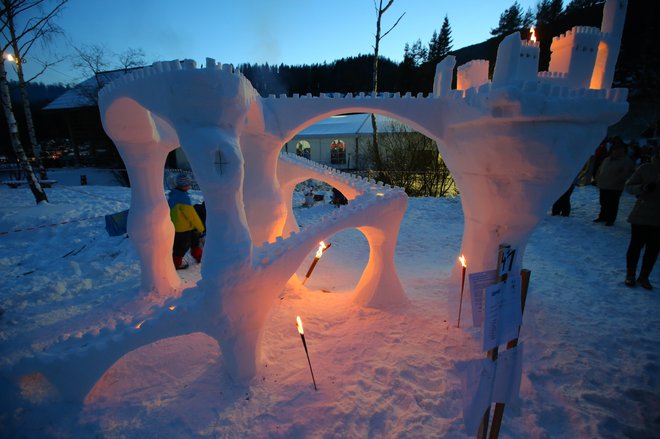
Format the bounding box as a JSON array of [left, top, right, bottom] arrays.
[[296, 316, 318, 390], [476, 244, 530, 439], [477, 244, 511, 439], [302, 241, 332, 285], [457, 254, 467, 328], [488, 269, 531, 439]]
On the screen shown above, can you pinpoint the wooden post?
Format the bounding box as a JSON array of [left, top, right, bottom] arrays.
[[476, 244, 511, 439], [488, 269, 531, 439]]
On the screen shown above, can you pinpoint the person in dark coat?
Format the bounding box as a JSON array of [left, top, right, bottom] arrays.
[[594, 140, 635, 226], [624, 148, 660, 289], [167, 174, 205, 270]]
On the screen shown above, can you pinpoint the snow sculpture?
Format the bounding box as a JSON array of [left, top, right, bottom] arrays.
[[2, 0, 628, 403]]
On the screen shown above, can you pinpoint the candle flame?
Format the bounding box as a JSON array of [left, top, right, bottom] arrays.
[[296, 316, 304, 334], [459, 254, 467, 268], [315, 241, 327, 258], [530, 26, 537, 43]]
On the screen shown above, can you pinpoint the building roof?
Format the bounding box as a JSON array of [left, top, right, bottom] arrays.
[[43, 67, 144, 111], [294, 114, 403, 138]]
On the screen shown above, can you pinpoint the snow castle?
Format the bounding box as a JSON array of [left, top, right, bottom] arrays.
[[2, 0, 628, 402]]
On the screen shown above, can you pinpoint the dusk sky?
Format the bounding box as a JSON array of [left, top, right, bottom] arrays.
[[7, 0, 540, 85]]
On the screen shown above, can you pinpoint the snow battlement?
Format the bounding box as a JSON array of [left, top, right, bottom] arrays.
[[438, 0, 627, 93]]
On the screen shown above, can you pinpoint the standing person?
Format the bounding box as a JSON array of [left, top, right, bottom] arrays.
[[594, 140, 635, 226], [624, 147, 660, 289], [168, 174, 205, 270], [591, 140, 610, 185]]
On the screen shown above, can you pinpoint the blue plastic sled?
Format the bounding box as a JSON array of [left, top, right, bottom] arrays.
[[105, 209, 129, 236]]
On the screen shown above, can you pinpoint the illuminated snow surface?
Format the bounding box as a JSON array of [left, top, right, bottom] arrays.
[[0, 172, 657, 438]]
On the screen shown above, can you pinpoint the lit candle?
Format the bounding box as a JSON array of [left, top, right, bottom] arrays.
[[457, 255, 467, 328], [302, 241, 332, 285], [296, 316, 318, 390]]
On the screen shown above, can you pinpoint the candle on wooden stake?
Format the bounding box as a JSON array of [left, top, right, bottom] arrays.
[[302, 241, 332, 285], [457, 254, 467, 328], [296, 315, 318, 390]]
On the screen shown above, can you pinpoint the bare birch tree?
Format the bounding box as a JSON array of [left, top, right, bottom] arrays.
[[371, 0, 404, 174], [1, 0, 68, 187]]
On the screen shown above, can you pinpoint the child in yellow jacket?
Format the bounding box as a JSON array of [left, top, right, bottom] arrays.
[[167, 174, 205, 270]]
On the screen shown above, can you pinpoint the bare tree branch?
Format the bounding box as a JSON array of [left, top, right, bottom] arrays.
[[381, 12, 405, 40]]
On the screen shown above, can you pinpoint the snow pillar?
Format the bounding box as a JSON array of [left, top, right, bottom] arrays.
[[121, 146, 181, 297], [354, 194, 409, 308], [241, 131, 288, 243], [100, 97, 181, 298]]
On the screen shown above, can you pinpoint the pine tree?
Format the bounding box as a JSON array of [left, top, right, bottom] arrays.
[[536, 0, 564, 25], [436, 15, 453, 61], [523, 7, 535, 28], [428, 30, 439, 65], [427, 15, 452, 66], [490, 1, 525, 36], [565, 0, 603, 13]]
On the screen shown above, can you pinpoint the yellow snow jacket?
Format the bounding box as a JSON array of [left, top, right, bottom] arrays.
[[168, 189, 205, 233]]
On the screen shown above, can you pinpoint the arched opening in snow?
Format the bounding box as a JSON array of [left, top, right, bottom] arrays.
[[83, 333, 220, 408], [295, 228, 369, 293]]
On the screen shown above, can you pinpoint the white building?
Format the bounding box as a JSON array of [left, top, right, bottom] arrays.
[[282, 113, 402, 170]]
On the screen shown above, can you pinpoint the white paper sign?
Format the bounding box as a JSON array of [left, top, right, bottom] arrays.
[[458, 344, 525, 434], [482, 275, 523, 352], [501, 274, 523, 343], [456, 358, 495, 435], [468, 270, 497, 327], [492, 343, 524, 404]]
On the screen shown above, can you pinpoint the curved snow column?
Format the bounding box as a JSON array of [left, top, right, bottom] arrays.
[[277, 153, 408, 307], [99, 96, 181, 298], [240, 99, 288, 244]]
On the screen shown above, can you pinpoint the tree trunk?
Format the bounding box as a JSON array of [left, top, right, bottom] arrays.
[[0, 58, 48, 204], [7, 10, 48, 180], [16, 64, 48, 179], [371, 2, 383, 172]]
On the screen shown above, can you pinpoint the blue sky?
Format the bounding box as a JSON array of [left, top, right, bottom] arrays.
[[7, 0, 540, 85]]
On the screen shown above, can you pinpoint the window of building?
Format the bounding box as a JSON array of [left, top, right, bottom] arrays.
[[330, 139, 346, 165]]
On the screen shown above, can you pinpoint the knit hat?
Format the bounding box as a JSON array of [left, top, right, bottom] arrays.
[[176, 174, 193, 188]]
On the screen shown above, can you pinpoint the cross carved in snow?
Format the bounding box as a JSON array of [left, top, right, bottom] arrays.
[[214, 150, 229, 174]]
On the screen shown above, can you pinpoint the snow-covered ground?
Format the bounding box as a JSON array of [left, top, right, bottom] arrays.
[[0, 174, 658, 438]]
